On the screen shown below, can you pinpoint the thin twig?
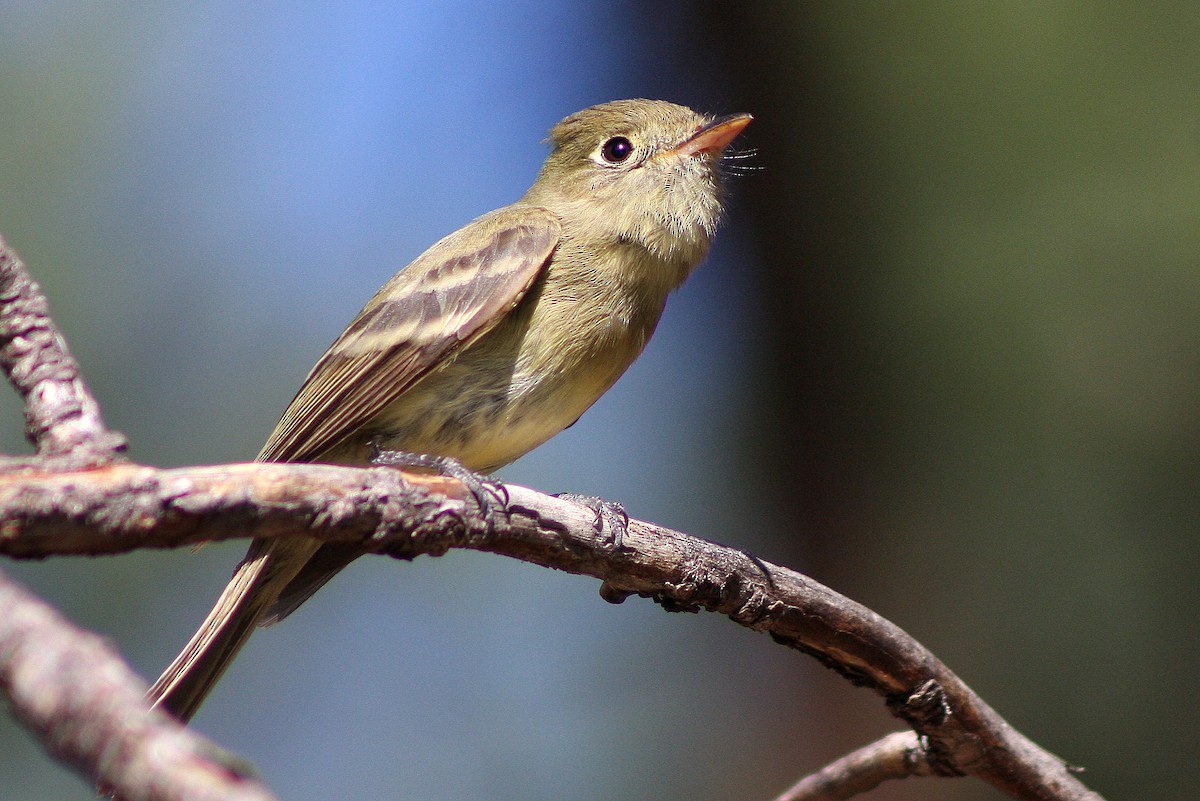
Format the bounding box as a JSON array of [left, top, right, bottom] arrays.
[[772, 731, 936, 801]]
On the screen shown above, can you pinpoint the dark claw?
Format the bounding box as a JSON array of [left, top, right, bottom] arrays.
[[372, 448, 507, 526], [554, 493, 629, 551]]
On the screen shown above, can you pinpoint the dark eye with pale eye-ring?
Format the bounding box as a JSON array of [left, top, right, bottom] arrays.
[[600, 136, 634, 164]]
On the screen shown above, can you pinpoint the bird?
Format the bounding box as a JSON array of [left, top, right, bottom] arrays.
[[147, 98, 752, 722]]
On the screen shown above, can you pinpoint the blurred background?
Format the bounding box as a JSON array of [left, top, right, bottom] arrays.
[[1, 3, 1197, 800]]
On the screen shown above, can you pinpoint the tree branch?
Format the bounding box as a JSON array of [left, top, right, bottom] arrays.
[[0, 567, 278, 801], [0, 459, 1103, 801]]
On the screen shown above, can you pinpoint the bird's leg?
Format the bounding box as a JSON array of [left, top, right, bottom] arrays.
[[553, 493, 629, 552], [370, 445, 508, 527]]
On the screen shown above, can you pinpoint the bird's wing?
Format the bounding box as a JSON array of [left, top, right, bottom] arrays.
[[258, 205, 561, 464]]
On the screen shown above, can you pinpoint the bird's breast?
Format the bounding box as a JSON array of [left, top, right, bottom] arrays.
[[360, 248, 669, 472]]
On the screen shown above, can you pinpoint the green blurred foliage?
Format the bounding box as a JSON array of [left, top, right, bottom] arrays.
[[713, 4, 1200, 799]]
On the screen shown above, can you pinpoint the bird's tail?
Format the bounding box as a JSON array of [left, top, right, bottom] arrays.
[[146, 537, 322, 722]]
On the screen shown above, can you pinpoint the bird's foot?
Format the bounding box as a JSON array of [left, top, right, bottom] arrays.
[[371, 448, 507, 527], [554, 493, 629, 552]]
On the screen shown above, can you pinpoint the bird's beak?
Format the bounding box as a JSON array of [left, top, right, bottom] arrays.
[[671, 113, 753, 157]]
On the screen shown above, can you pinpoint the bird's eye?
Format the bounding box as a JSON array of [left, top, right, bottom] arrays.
[[600, 136, 634, 164]]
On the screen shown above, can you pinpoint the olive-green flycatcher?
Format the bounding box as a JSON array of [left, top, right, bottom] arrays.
[[148, 98, 752, 721]]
